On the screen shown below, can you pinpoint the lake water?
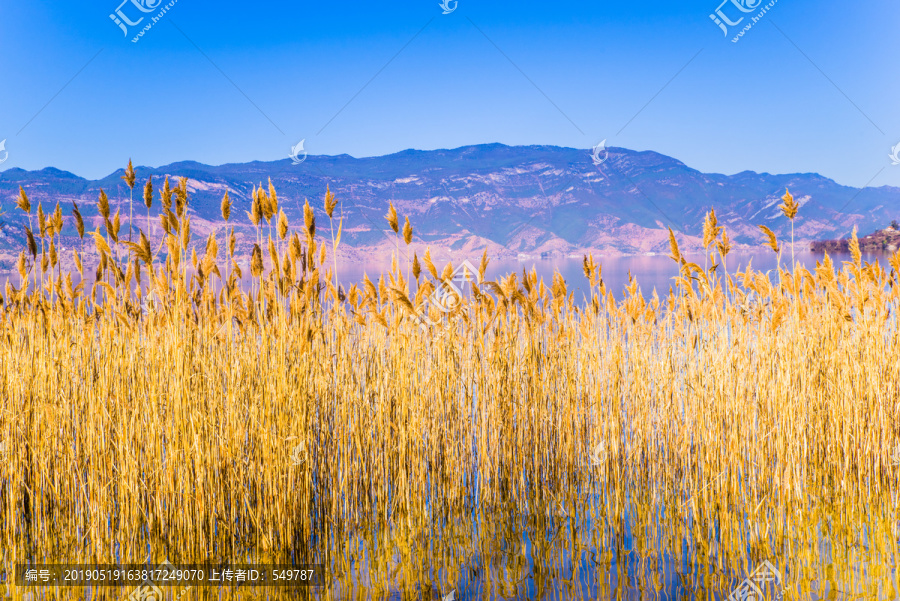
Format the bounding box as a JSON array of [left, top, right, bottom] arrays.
[[330, 250, 882, 303], [0, 250, 884, 305]]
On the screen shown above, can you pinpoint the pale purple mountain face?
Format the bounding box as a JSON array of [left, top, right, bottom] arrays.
[[0, 143, 896, 270]]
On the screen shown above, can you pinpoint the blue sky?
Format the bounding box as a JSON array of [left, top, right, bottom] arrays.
[[0, 0, 898, 187]]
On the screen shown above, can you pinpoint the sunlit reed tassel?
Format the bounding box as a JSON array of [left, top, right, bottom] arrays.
[[121, 158, 136, 242]]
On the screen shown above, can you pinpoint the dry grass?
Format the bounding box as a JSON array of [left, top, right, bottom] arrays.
[[0, 180, 898, 600]]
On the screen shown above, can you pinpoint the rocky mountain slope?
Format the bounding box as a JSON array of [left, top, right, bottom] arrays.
[[1, 143, 897, 268]]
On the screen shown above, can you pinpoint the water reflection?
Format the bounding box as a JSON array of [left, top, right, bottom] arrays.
[[0, 251, 881, 303], [318, 482, 897, 600], [332, 251, 884, 301]]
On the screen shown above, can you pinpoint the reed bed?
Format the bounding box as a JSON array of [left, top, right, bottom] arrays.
[[0, 176, 898, 600]]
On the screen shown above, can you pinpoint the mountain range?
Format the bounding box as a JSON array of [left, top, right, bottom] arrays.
[[1, 143, 897, 269]]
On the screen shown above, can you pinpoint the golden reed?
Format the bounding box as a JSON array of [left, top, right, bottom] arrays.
[[0, 176, 897, 600]]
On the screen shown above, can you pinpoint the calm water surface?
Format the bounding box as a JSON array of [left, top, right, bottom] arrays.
[[0, 251, 884, 302], [332, 251, 885, 302]]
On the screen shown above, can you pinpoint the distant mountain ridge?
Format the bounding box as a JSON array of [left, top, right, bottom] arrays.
[[1, 143, 897, 267]]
